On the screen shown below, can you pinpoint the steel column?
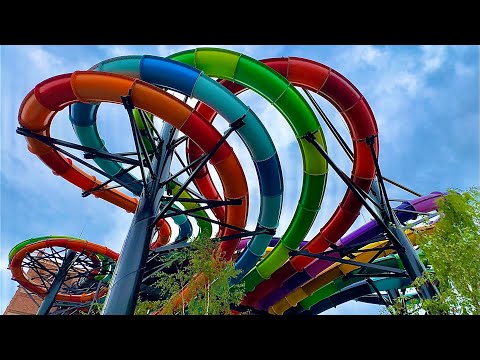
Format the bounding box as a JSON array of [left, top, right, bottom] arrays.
[[102, 122, 177, 315], [37, 249, 77, 315]]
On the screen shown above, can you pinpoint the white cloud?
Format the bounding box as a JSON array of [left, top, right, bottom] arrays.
[[421, 45, 447, 73], [97, 45, 136, 58], [157, 45, 286, 61], [26, 47, 65, 76], [455, 61, 475, 77], [2, 45, 477, 315], [349, 45, 384, 66]]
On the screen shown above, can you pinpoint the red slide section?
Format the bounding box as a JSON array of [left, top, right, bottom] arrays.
[[18, 72, 248, 260], [187, 58, 378, 307]]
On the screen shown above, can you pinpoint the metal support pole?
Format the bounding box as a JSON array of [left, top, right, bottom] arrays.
[[304, 132, 438, 300], [387, 288, 400, 302], [370, 180, 438, 299], [37, 249, 76, 315], [102, 121, 178, 315]]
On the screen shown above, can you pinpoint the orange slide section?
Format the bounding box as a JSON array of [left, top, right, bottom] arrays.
[[18, 72, 248, 262]]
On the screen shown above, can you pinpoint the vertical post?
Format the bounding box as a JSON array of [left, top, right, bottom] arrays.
[[102, 123, 177, 315], [387, 288, 400, 303], [370, 180, 437, 299], [37, 249, 76, 315]]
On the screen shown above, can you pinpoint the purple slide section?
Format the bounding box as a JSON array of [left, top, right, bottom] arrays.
[[258, 191, 445, 310]]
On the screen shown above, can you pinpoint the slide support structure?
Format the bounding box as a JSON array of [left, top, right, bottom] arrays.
[[37, 249, 77, 315], [366, 136, 439, 300], [102, 95, 177, 315]]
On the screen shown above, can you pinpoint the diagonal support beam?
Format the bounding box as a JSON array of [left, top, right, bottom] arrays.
[[169, 178, 207, 201], [121, 94, 152, 192], [17, 127, 140, 194], [303, 89, 422, 197], [291, 249, 407, 274], [151, 115, 246, 227], [37, 249, 77, 315], [303, 132, 405, 247], [160, 197, 241, 206], [160, 153, 208, 186], [160, 199, 243, 219], [16, 127, 141, 166]]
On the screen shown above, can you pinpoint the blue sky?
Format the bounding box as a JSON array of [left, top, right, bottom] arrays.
[[1, 45, 478, 315]]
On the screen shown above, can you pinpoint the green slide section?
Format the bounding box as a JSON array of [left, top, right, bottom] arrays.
[[300, 251, 428, 311], [169, 48, 328, 290]]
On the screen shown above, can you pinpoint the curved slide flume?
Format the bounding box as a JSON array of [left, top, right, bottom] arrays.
[[69, 55, 283, 273], [268, 224, 436, 314], [256, 192, 444, 310], [168, 49, 330, 283], [19, 71, 251, 313], [171, 51, 378, 292], [236, 56, 380, 303], [291, 250, 429, 315], [301, 277, 413, 315], [18, 71, 249, 261], [9, 236, 119, 303]]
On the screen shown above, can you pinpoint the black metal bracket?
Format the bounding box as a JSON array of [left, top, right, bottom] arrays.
[[161, 199, 242, 219], [121, 92, 155, 193], [213, 225, 276, 243], [16, 127, 140, 166], [82, 164, 139, 197], [365, 278, 392, 307], [150, 114, 246, 228], [303, 88, 422, 197], [319, 234, 392, 258], [161, 197, 242, 206], [16, 127, 141, 194], [169, 135, 188, 150], [302, 131, 409, 255], [160, 153, 208, 186], [290, 249, 407, 275]]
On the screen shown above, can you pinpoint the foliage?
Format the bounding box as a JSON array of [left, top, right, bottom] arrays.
[[135, 235, 245, 315], [387, 187, 480, 315]]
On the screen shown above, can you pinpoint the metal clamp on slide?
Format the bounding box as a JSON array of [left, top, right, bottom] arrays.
[[228, 113, 247, 132], [256, 224, 276, 236]]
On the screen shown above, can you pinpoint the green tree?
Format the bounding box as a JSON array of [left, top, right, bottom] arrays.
[[135, 235, 245, 315], [388, 187, 480, 315]]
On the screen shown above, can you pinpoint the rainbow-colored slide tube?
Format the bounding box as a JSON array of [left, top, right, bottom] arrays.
[[301, 277, 413, 315], [167, 182, 211, 242], [169, 50, 379, 291], [290, 250, 428, 315], [253, 192, 443, 310], [268, 225, 435, 314], [168, 49, 330, 283], [68, 55, 283, 272], [18, 71, 249, 262], [9, 236, 119, 302]]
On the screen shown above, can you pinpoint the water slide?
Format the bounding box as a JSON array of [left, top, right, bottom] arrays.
[[251, 192, 443, 310], [8, 236, 118, 302], [299, 277, 413, 315], [268, 225, 435, 314], [168, 50, 379, 300], [290, 250, 429, 315], [167, 50, 328, 286], [19, 71, 251, 258], [68, 55, 283, 270], [12, 48, 444, 315]]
